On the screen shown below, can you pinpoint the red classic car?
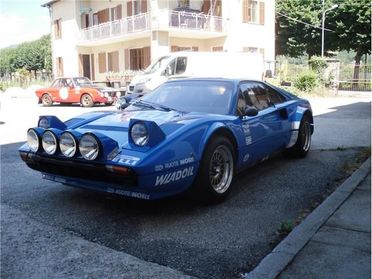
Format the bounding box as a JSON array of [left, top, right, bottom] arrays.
[[35, 77, 119, 107]]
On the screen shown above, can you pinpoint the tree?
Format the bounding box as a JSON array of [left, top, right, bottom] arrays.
[[327, 0, 371, 79], [276, 0, 326, 58], [0, 34, 52, 76], [276, 0, 370, 62]]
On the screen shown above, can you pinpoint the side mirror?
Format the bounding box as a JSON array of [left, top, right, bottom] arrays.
[[244, 106, 258, 117], [117, 98, 129, 110]]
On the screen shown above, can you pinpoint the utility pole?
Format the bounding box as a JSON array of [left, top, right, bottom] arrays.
[[321, 1, 338, 57]]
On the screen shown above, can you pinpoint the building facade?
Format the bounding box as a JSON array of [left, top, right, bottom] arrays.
[[43, 0, 275, 81]]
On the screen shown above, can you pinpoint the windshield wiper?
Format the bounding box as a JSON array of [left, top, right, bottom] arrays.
[[132, 100, 172, 112]]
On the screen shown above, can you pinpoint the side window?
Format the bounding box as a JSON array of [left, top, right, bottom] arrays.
[[248, 83, 270, 111], [165, 59, 176, 76], [51, 79, 59, 88], [236, 91, 246, 116], [266, 85, 286, 104], [175, 57, 187, 75], [60, 79, 68, 87], [236, 84, 255, 115]]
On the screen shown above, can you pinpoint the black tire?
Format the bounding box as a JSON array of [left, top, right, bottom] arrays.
[[41, 93, 53, 106], [105, 102, 113, 106], [81, 94, 94, 107], [286, 115, 312, 158], [189, 137, 235, 203]]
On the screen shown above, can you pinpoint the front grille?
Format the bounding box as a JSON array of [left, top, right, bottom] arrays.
[[22, 153, 137, 187]]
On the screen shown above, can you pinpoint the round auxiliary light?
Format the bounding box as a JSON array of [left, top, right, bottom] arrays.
[[130, 122, 149, 146], [42, 130, 58, 155], [79, 134, 100, 160], [27, 129, 40, 152], [59, 132, 77, 158]]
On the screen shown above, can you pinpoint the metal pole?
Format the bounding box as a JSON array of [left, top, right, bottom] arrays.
[[321, 0, 325, 57]]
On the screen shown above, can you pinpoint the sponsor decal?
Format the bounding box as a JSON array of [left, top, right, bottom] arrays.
[[155, 166, 194, 186], [112, 154, 140, 166], [107, 187, 150, 200], [59, 88, 69, 100], [241, 122, 252, 145], [154, 164, 164, 171], [154, 156, 195, 171]]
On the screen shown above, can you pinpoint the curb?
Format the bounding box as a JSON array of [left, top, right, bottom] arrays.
[[245, 157, 371, 279]]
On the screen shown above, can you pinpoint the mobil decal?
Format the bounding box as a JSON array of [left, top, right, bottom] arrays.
[[155, 166, 194, 186]]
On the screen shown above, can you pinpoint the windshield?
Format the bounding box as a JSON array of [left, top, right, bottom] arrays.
[[129, 80, 234, 115], [144, 56, 171, 74], [73, 77, 93, 87]]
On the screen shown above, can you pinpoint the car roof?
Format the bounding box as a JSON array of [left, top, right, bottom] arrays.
[[164, 77, 263, 85]]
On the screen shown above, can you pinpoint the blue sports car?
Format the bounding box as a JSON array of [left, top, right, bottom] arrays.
[[19, 78, 313, 202]]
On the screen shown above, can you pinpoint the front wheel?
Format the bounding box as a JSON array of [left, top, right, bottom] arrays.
[[190, 137, 235, 203], [41, 93, 53, 106], [286, 115, 312, 158], [81, 94, 94, 107]]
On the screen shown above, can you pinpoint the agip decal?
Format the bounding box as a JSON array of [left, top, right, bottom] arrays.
[[155, 166, 194, 186]]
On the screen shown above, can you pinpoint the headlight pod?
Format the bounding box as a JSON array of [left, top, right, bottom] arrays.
[[42, 130, 58, 155], [38, 117, 50, 129], [130, 122, 149, 146], [27, 128, 40, 152], [59, 132, 78, 158], [79, 134, 100, 160]]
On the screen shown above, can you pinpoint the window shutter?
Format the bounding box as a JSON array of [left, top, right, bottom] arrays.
[[98, 9, 109, 24], [171, 46, 178, 52], [242, 0, 249, 23], [141, 0, 147, 13], [259, 2, 265, 25], [192, 46, 199, 51], [98, 52, 107, 73], [78, 54, 83, 76], [127, 1, 133, 16], [143, 46, 151, 68], [124, 48, 130, 70], [201, 0, 211, 14], [117, 4, 122, 19], [91, 54, 95, 81]]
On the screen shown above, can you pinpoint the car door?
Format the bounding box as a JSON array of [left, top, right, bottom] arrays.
[[56, 78, 72, 103], [236, 82, 289, 165], [48, 78, 61, 101], [250, 82, 291, 153]]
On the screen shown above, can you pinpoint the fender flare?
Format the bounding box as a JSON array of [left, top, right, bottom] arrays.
[[198, 122, 238, 162]]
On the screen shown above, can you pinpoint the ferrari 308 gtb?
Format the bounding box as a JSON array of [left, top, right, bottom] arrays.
[[19, 78, 313, 202]]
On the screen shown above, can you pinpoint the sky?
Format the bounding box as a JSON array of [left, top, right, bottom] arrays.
[[0, 0, 50, 49]]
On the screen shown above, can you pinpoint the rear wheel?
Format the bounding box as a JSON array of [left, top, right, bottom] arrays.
[[286, 115, 312, 158], [41, 94, 53, 106], [81, 94, 93, 107], [190, 137, 235, 203]]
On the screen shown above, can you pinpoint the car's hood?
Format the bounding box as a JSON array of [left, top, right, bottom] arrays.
[[72, 109, 208, 146], [92, 86, 117, 92]]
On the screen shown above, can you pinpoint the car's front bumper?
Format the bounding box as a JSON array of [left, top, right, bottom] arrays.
[[19, 151, 197, 200]]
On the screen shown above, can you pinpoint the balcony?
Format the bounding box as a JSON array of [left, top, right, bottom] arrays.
[[168, 10, 223, 32], [79, 13, 150, 45], [78, 10, 225, 45]]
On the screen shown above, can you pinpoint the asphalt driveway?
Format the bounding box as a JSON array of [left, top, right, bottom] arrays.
[[0, 95, 370, 278]]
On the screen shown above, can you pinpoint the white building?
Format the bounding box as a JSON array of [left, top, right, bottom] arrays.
[[42, 0, 275, 81]]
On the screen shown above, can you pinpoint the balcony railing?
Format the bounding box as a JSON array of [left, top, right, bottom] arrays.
[[80, 10, 224, 42], [165, 10, 224, 33], [80, 13, 149, 41]]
